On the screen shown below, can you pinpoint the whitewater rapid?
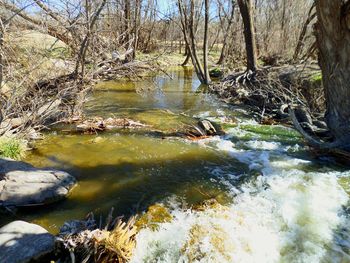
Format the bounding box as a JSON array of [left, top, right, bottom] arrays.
[[130, 122, 350, 263]]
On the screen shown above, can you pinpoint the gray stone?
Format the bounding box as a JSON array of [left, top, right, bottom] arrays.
[[0, 158, 76, 207], [0, 221, 55, 263]]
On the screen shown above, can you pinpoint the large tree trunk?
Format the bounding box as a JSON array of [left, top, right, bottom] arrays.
[[237, 0, 257, 72], [315, 0, 350, 146]]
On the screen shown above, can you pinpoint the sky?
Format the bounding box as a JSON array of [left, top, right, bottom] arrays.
[[19, 0, 220, 21], [21, 0, 174, 18]]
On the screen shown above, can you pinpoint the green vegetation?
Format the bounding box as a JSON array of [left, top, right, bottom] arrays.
[[239, 124, 301, 138], [0, 137, 27, 160], [222, 123, 302, 144], [135, 204, 173, 230], [310, 72, 322, 85], [209, 67, 224, 78]]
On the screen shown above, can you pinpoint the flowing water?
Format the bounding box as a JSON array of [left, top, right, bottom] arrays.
[[5, 67, 350, 262]]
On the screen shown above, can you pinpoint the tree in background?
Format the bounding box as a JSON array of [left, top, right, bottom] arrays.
[[237, 0, 257, 72], [177, 0, 211, 85], [217, 0, 235, 65]]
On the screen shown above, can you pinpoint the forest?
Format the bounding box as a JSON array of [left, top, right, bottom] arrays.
[[0, 0, 349, 263]]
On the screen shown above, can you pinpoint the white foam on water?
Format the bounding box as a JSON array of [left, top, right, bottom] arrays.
[[215, 139, 312, 174], [244, 140, 281, 151], [131, 130, 350, 263], [195, 111, 211, 119], [131, 172, 349, 262]]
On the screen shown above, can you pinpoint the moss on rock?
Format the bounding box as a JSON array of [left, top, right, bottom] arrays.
[[135, 204, 173, 230]]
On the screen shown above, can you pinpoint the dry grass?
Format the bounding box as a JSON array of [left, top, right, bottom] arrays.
[[96, 218, 138, 262], [10, 30, 67, 50], [5, 30, 73, 82], [58, 216, 138, 263]]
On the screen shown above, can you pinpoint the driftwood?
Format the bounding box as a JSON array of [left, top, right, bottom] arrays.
[[210, 65, 350, 161], [183, 120, 220, 139], [0, 73, 87, 138], [72, 117, 147, 134], [209, 64, 324, 122], [67, 116, 222, 140]]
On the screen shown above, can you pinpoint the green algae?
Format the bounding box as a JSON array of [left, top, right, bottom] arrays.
[[222, 123, 302, 144], [136, 204, 173, 230]]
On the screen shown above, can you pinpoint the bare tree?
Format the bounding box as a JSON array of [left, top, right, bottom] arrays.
[[237, 0, 257, 72], [203, 0, 210, 83], [0, 18, 4, 89], [293, 3, 316, 61], [132, 0, 142, 59], [177, 0, 211, 84], [74, 0, 108, 78], [217, 0, 235, 65]]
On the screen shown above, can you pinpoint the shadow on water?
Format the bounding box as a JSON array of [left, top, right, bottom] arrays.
[[1, 130, 323, 234], [8, 140, 252, 233], [1, 66, 349, 262]]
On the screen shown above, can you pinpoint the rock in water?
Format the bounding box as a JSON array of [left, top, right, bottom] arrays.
[[0, 158, 76, 207], [198, 120, 217, 135], [0, 221, 55, 263]]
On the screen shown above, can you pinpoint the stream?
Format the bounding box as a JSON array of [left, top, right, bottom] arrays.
[[7, 67, 350, 262]]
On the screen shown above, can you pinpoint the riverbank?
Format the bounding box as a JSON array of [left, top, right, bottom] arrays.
[[1, 67, 350, 262]]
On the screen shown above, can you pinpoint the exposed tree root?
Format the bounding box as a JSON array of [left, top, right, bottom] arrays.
[[210, 64, 325, 126], [289, 107, 350, 163], [210, 65, 350, 163], [288, 107, 339, 149]]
